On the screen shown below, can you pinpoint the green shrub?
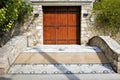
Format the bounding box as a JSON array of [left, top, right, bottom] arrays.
[[0, 0, 33, 32], [94, 0, 120, 36], [17, 1, 33, 23]]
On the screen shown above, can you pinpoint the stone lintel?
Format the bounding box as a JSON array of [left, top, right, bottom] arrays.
[[31, 1, 92, 6]]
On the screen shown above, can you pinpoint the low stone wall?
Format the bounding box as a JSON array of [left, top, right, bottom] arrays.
[[88, 36, 120, 73], [0, 36, 27, 75]]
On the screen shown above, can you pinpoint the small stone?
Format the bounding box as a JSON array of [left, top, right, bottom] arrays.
[[66, 71, 72, 74], [42, 71, 47, 74], [78, 71, 84, 74], [54, 71, 59, 74], [103, 70, 109, 74], [30, 71, 35, 74]]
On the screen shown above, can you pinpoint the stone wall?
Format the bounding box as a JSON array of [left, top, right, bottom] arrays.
[[32, 5, 43, 44], [88, 36, 120, 73], [31, 1, 93, 44], [0, 36, 27, 75], [21, 16, 40, 47], [81, 3, 93, 43]]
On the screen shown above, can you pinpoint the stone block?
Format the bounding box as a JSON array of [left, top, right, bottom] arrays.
[[116, 62, 120, 73], [0, 68, 5, 75], [36, 26, 43, 30], [118, 56, 120, 62]]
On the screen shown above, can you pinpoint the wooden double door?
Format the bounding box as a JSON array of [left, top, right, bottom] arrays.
[[43, 6, 81, 44]]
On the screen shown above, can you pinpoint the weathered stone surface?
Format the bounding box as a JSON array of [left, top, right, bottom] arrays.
[[0, 68, 5, 75], [88, 36, 120, 73], [0, 36, 27, 74], [118, 55, 120, 61]]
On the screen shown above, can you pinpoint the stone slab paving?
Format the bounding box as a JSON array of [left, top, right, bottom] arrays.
[[24, 45, 102, 53], [8, 64, 114, 74], [15, 45, 108, 64], [1, 74, 120, 80], [14, 53, 109, 64]]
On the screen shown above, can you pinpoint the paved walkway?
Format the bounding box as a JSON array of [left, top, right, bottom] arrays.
[[14, 53, 109, 64], [15, 45, 108, 64], [24, 45, 102, 53], [1, 74, 120, 80], [8, 63, 114, 74], [2, 45, 120, 80]]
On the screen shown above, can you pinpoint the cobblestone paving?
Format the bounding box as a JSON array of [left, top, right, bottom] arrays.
[[8, 63, 114, 74]]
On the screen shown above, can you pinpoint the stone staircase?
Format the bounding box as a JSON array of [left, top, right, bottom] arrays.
[[8, 45, 115, 74]]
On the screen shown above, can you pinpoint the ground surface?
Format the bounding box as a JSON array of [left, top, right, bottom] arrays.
[[1, 45, 120, 80], [8, 63, 114, 74], [1, 74, 120, 80], [14, 53, 109, 64]]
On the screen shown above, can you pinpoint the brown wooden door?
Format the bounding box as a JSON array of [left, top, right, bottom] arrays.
[[43, 6, 81, 44]]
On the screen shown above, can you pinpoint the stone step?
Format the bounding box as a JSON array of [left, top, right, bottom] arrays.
[[8, 63, 114, 74], [24, 45, 102, 53], [14, 52, 109, 64]]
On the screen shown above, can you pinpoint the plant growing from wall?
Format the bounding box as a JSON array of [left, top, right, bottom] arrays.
[[93, 0, 120, 37], [17, 1, 33, 23], [0, 0, 33, 33]]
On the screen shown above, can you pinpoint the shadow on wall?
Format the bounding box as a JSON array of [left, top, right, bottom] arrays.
[[0, 23, 24, 47], [92, 47, 109, 63]]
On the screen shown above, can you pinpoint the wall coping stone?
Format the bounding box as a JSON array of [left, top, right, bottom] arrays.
[[99, 36, 120, 54], [89, 36, 120, 55]]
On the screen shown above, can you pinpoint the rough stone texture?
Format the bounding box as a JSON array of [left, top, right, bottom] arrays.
[[24, 26, 39, 47], [32, 5, 43, 44], [88, 36, 120, 73], [31, 1, 93, 44], [21, 16, 41, 47], [0, 36, 27, 75], [81, 3, 94, 44]]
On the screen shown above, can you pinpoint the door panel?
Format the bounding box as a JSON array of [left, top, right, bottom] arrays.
[[56, 27, 68, 44], [67, 13, 77, 25], [67, 27, 77, 40], [44, 13, 56, 26], [43, 27, 56, 44], [58, 13, 68, 25], [43, 6, 81, 44]]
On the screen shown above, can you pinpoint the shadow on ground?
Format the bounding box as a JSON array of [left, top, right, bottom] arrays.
[[0, 77, 11, 80], [32, 47, 81, 80]]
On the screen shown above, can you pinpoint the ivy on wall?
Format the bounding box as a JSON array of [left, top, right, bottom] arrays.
[[0, 0, 33, 32]]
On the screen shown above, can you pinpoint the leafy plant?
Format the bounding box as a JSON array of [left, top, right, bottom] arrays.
[[93, 0, 120, 36], [0, 0, 9, 8], [17, 1, 33, 23], [0, 0, 33, 32]]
